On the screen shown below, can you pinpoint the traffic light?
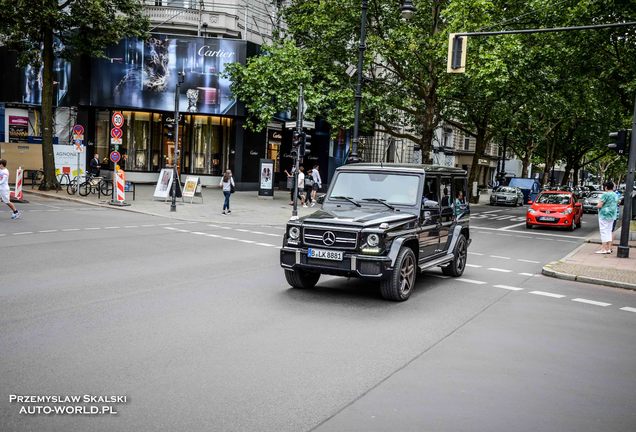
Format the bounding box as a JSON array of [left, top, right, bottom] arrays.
[[447, 33, 467, 73], [300, 132, 312, 157], [608, 130, 628, 155]]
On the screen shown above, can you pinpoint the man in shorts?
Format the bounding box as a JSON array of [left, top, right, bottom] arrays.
[[0, 159, 22, 219]]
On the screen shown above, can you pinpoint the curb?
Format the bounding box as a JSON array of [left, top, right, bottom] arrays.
[[542, 261, 636, 291], [23, 189, 290, 228]]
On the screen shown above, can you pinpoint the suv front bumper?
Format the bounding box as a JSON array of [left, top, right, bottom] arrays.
[[280, 246, 393, 279]]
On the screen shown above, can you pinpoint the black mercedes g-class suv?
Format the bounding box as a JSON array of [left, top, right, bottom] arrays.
[[280, 163, 471, 301]]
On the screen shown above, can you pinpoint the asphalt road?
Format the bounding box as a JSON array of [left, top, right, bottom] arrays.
[[0, 198, 634, 432]]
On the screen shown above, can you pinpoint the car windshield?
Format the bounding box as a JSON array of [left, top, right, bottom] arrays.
[[536, 194, 571, 205], [329, 172, 420, 206], [589, 192, 603, 198], [497, 187, 516, 193]]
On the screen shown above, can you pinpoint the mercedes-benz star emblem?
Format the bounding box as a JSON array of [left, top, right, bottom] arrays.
[[322, 231, 336, 246]]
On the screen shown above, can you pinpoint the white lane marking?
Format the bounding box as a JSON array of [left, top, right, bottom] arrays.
[[173, 222, 186, 225], [84, 227, 101, 231], [157, 223, 172, 226], [124, 225, 138, 228], [519, 272, 535, 276], [530, 291, 566, 299], [191, 232, 208, 235], [466, 264, 482, 268], [515, 235, 533, 239], [517, 259, 540, 263], [620, 307, 636, 313], [62, 228, 80, 232], [468, 252, 484, 256], [500, 221, 528, 230], [236, 229, 249, 232], [494, 284, 524, 291], [255, 242, 272, 247], [141, 224, 155, 227], [220, 236, 238, 241], [38, 229, 58, 233], [481, 210, 503, 213], [206, 234, 220, 238], [488, 267, 512, 273], [492, 215, 514, 220], [104, 226, 120, 229], [13, 232, 33, 235], [238, 239, 256, 244], [208, 224, 219, 227], [572, 298, 611, 307], [164, 227, 178, 231], [490, 255, 511, 260], [469, 225, 587, 239], [456, 278, 487, 285]]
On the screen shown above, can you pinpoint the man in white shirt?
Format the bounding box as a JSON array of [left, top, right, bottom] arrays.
[[0, 159, 21, 219], [297, 166, 306, 207]]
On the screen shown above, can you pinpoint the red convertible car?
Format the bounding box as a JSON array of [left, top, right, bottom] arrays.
[[526, 191, 582, 230]]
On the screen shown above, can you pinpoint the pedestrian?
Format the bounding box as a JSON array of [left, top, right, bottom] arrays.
[[219, 169, 235, 215], [0, 159, 22, 220], [612, 189, 622, 232], [311, 164, 322, 206], [304, 168, 314, 207], [89, 153, 101, 176], [595, 181, 618, 254], [297, 166, 306, 207]]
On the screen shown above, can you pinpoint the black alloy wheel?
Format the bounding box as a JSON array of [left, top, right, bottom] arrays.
[[380, 247, 416, 301], [442, 235, 468, 277]]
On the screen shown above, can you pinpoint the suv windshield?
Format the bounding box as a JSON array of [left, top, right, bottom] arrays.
[[329, 172, 420, 206], [536, 193, 571, 205]]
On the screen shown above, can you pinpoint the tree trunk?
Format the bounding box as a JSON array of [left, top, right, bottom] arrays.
[[467, 128, 488, 203], [40, 27, 58, 190], [561, 160, 573, 186]]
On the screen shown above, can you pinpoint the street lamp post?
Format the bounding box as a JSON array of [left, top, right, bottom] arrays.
[[170, 72, 185, 212], [348, 0, 415, 164]]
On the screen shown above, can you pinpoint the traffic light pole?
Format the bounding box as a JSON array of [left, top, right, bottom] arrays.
[[617, 94, 636, 258], [170, 73, 184, 212], [291, 84, 304, 219]]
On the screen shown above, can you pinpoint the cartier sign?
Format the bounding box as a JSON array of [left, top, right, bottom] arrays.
[[197, 46, 235, 58]]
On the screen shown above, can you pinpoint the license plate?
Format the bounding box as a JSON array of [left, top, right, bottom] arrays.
[[308, 248, 343, 261], [539, 217, 556, 222]]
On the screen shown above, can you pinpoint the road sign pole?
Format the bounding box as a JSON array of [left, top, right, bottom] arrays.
[[617, 94, 636, 258]]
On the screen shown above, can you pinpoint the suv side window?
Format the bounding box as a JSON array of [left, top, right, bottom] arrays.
[[452, 177, 468, 216], [440, 177, 452, 208], [423, 177, 439, 204]]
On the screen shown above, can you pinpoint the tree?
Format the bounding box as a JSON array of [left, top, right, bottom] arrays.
[[0, 0, 148, 190]]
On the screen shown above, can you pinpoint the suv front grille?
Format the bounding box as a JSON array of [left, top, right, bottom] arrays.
[[303, 227, 358, 250]]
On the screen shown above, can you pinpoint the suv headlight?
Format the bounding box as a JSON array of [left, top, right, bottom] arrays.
[[367, 233, 380, 247], [289, 226, 300, 240]]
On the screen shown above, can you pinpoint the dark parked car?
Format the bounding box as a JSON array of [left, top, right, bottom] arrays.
[[490, 186, 525, 206], [280, 164, 471, 301]]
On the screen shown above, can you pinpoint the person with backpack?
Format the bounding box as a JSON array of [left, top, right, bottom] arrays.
[[219, 169, 235, 215]]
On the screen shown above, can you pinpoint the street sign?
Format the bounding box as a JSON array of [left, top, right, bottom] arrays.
[[72, 124, 85, 136], [112, 112, 124, 128], [110, 127, 123, 145], [73, 139, 84, 152], [284, 120, 315, 129], [110, 151, 121, 163]]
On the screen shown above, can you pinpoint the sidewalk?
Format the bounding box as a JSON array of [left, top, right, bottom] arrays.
[[23, 184, 318, 227], [542, 222, 636, 290]]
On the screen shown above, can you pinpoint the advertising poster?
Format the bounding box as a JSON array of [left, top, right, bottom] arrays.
[[258, 159, 274, 198], [8, 116, 28, 143], [92, 35, 247, 115], [183, 176, 199, 198], [153, 168, 174, 199], [53, 145, 86, 177]]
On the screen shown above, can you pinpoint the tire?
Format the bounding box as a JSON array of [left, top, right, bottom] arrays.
[[100, 180, 113, 196], [441, 234, 468, 277], [380, 247, 416, 301], [526, 222, 533, 229], [78, 181, 90, 197], [284, 269, 320, 289], [576, 217, 582, 229], [66, 180, 78, 195]]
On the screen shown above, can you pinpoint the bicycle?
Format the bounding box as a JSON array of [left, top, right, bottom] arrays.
[[77, 173, 112, 197], [66, 173, 85, 195]]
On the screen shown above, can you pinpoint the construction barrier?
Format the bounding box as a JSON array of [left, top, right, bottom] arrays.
[[10, 166, 26, 203], [116, 169, 125, 203]]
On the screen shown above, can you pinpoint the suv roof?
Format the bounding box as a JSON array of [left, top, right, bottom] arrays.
[[336, 163, 467, 175]]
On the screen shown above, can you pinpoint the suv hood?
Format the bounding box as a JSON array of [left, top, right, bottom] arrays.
[[301, 208, 416, 227]]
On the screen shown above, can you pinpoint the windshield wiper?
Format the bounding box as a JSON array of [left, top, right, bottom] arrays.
[[331, 196, 361, 207], [361, 198, 396, 210]]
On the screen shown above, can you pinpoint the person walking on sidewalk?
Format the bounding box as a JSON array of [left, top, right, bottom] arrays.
[[0, 159, 21, 219], [297, 166, 306, 207], [219, 169, 235, 215], [310, 164, 322, 206], [595, 181, 618, 254], [304, 168, 314, 207]]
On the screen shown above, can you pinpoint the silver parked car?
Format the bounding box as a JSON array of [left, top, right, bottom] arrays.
[[583, 191, 604, 213], [490, 186, 525, 206]]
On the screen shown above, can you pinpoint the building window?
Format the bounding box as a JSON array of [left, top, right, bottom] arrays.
[[464, 138, 470, 151], [95, 110, 110, 165], [123, 111, 151, 171]]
